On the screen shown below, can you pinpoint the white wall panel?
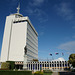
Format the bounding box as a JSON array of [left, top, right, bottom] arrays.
[[1, 15, 15, 62], [9, 22, 27, 61]]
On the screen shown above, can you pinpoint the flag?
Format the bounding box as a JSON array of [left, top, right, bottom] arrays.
[[62, 53, 64, 56], [49, 53, 52, 56], [55, 52, 59, 55]]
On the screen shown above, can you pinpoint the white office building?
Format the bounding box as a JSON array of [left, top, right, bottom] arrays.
[[1, 5, 38, 63]]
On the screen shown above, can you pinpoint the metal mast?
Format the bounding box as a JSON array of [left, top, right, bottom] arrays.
[[17, 3, 20, 14]]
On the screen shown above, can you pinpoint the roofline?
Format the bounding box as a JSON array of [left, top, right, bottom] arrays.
[[13, 16, 38, 36], [10, 13, 23, 17], [26, 16, 38, 36]]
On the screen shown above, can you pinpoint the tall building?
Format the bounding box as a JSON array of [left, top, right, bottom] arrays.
[[1, 5, 38, 62]]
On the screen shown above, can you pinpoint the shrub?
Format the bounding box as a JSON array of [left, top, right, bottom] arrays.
[[1, 62, 10, 70], [34, 71, 43, 75], [6, 61, 15, 70], [72, 68, 75, 72]]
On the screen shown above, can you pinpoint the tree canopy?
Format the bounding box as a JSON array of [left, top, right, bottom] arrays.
[[68, 54, 75, 67]]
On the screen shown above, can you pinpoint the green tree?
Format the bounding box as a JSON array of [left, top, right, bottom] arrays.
[[68, 54, 75, 67]]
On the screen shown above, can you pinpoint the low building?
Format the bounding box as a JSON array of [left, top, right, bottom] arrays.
[[15, 60, 69, 71], [15, 57, 70, 71]]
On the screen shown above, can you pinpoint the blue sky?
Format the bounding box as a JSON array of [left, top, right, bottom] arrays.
[[0, 0, 75, 61]]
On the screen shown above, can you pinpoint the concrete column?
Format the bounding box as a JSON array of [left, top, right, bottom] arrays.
[[32, 62, 33, 70], [59, 61, 60, 70], [64, 61, 65, 69], [57, 61, 59, 69], [46, 62, 47, 69], [34, 62, 35, 72], [33, 62, 36, 72], [35, 62, 36, 70], [49, 62, 50, 69], [41, 62, 42, 70], [56, 61, 57, 70], [54, 62, 55, 70], [28, 63, 30, 70], [28, 63, 29, 70], [51, 62, 52, 69], [39, 62, 40, 71], [37, 62, 38, 71], [30, 62, 31, 71], [62, 61, 63, 70], [67, 62, 68, 68], [44, 62, 45, 70]]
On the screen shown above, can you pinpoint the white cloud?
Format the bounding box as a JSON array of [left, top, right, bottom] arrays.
[[57, 41, 75, 51], [33, 9, 48, 22], [26, 0, 48, 23], [55, 2, 75, 21]]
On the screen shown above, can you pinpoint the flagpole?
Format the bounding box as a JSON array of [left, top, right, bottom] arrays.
[[51, 55, 53, 61]]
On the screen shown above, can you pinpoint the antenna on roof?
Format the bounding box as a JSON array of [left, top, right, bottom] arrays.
[[17, 3, 20, 14]]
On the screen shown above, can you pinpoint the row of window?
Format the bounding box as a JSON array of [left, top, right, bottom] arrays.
[[27, 54, 38, 59], [27, 49, 38, 57], [27, 21, 38, 37], [27, 28, 38, 42], [13, 20, 26, 23], [27, 64, 69, 70], [27, 48, 38, 56], [27, 33, 38, 45], [27, 38, 38, 51], [27, 56, 34, 61], [27, 43, 38, 54], [27, 37, 38, 49], [27, 23, 38, 40], [28, 61, 68, 63]]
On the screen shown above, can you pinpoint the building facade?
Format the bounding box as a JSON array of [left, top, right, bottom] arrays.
[[1, 9, 38, 62], [15, 61, 70, 71]]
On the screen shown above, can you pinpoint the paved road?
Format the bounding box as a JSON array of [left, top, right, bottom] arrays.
[[52, 72, 58, 75], [59, 72, 75, 75]]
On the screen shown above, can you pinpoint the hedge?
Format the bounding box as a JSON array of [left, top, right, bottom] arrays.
[[1, 62, 10, 69], [34, 71, 43, 75], [6, 61, 15, 70], [0, 71, 32, 75]]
